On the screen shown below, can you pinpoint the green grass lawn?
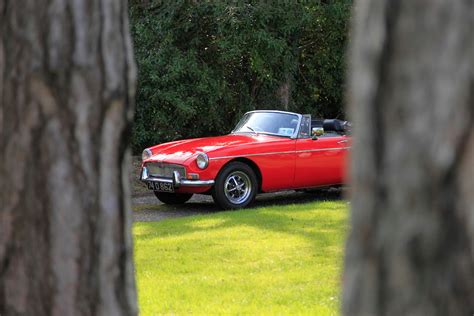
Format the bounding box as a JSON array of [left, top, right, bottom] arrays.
[[133, 200, 348, 315]]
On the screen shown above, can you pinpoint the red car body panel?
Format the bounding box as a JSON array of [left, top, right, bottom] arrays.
[[294, 135, 350, 187], [143, 132, 351, 194]]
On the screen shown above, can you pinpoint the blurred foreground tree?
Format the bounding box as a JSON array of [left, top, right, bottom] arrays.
[[344, 1, 473, 315], [0, 1, 137, 315]]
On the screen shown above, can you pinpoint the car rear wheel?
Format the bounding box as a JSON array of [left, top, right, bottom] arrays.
[[212, 162, 257, 209], [154, 192, 193, 205]]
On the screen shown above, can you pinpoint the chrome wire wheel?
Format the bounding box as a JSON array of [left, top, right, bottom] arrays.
[[224, 171, 252, 205]]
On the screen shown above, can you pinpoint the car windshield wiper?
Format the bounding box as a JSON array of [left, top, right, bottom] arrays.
[[246, 126, 259, 135]]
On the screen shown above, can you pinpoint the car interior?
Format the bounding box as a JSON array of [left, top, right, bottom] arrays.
[[311, 119, 351, 137]]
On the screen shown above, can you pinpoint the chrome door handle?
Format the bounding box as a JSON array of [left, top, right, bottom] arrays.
[[337, 140, 349, 144]]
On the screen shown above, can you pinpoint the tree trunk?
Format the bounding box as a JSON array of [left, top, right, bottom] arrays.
[[343, 1, 474, 315], [0, 1, 137, 315], [276, 76, 291, 111]]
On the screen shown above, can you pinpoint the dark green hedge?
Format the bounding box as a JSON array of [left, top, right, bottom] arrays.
[[130, 0, 351, 153]]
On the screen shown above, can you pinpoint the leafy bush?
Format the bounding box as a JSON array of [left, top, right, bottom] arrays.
[[130, 1, 351, 153]]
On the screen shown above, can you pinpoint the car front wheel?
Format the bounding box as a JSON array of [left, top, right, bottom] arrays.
[[212, 162, 257, 209], [154, 192, 193, 205]]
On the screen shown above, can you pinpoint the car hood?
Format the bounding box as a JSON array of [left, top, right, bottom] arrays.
[[146, 134, 282, 164]]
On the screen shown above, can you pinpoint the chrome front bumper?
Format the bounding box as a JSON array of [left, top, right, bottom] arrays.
[[140, 167, 214, 188]]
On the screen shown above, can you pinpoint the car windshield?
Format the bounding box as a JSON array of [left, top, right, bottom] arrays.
[[232, 112, 300, 137]]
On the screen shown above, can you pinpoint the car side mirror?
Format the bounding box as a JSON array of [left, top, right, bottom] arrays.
[[312, 127, 323, 140]]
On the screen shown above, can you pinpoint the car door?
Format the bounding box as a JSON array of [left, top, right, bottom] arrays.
[[293, 116, 347, 188], [250, 136, 297, 192], [335, 134, 351, 183]]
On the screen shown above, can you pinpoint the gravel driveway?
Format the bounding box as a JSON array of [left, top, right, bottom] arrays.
[[132, 188, 344, 222]]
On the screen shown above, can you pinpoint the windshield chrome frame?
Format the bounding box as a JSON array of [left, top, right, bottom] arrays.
[[231, 110, 303, 139]]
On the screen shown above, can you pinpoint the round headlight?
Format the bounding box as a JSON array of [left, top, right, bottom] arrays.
[[142, 148, 152, 161], [196, 153, 209, 169]]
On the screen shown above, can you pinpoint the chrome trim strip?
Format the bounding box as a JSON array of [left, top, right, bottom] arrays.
[[296, 147, 351, 153], [293, 114, 303, 139], [141, 168, 214, 187], [180, 179, 215, 186], [209, 147, 351, 160], [210, 151, 294, 160], [245, 110, 301, 116]]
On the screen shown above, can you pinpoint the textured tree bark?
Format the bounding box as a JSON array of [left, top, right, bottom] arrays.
[[343, 1, 474, 315], [0, 0, 137, 315]]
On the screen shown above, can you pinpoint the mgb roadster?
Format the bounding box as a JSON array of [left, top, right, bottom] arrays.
[[140, 110, 351, 209]]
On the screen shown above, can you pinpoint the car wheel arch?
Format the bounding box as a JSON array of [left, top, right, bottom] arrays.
[[220, 157, 263, 193]]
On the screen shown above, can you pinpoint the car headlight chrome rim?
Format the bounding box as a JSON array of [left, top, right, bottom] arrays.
[[142, 148, 152, 161], [196, 152, 209, 169]]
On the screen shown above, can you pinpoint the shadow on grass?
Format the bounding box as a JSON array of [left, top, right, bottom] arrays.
[[254, 188, 344, 207], [134, 188, 344, 213], [136, 191, 348, 253]]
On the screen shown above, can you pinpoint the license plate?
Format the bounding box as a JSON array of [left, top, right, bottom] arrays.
[[146, 181, 174, 193]]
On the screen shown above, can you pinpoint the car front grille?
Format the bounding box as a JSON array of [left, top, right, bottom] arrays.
[[144, 162, 186, 179]]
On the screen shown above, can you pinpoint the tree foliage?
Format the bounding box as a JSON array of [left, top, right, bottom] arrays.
[[130, 0, 351, 152]]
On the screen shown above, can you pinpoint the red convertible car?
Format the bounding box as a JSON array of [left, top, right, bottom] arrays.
[[140, 110, 351, 209]]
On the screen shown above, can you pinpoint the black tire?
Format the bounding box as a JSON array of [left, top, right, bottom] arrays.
[[212, 162, 258, 209], [154, 192, 193, 205]]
